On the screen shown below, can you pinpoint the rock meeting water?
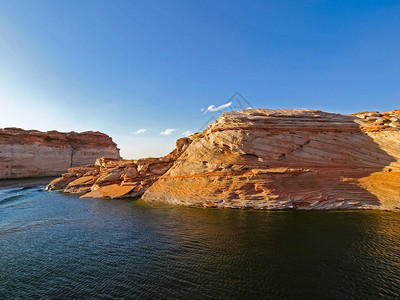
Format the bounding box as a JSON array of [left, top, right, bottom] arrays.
[[0, 181, 399, 299]]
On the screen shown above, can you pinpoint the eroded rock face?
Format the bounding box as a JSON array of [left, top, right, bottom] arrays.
[[142, 109, 400, 210], [46, 137, 193, 199], [0, 128, 121, 179]]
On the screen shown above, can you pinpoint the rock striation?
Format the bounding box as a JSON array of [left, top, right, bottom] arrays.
[[46, 137, 192, 199], [47, 109, 400, 211], [0, 128, 121, 179], [142, 109, 400, 210]]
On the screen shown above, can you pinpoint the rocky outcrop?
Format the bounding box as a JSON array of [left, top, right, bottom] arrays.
[[142, 109, 400, 210], [46, 137, 192, 199], [46, 109, 400, 211], [0, 128, 121, 179]]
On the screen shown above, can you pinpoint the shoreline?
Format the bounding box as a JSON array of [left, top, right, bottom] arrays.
[[0, 177, 58, 190]]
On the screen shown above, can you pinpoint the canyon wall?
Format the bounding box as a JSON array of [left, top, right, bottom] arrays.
[[0, 128, 121, 179]]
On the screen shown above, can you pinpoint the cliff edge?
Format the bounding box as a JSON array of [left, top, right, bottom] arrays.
[[0, 128, 121, 179]]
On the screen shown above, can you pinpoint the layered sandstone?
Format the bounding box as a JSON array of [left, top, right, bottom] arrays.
[[46, 137, 192, 199], [46, 109, 400, 211], [0, 128, 121, 179], [142, 109, 400, 210]]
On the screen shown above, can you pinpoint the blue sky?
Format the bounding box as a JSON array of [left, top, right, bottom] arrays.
[[0, 0, 399, 158]]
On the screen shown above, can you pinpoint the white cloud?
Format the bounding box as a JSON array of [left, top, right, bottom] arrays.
[[135, 128, 147, 134], [204, 102, 232, 114], [182, 130, 193, 136], [160, 128, 176, 135]]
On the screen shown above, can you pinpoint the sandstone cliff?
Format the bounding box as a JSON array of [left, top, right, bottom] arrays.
[[46, 109, 400, 211], [0, 128, 121, 179], [46, 137, 192, 199], [142, 109, 400, 210]]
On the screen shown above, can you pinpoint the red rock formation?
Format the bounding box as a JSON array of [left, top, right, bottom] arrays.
[[46, 109, 400, 211], [143, 109, 400, 210], [0, 128, 120, 179], [46, 137, 192, 199]]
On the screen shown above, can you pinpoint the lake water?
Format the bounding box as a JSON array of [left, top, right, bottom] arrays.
[[0, 181, 399, 299]]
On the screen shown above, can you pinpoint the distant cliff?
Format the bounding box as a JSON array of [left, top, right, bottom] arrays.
[[0, 128, 121, 179]]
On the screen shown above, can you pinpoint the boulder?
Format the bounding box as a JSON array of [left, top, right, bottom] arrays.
[[46, 137, 193, 198]]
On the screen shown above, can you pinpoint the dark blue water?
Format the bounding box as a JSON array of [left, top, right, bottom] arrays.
[[0, 183, 399, 299]]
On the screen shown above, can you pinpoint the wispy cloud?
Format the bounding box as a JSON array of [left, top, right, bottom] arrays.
[[203, 102, 232, 114], [135, 128, 147, 134], [160, 128, 176, 135], [182, 130, 193, 136]]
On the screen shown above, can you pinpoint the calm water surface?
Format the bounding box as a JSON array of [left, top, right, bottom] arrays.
[[0, 182, 399, 299]]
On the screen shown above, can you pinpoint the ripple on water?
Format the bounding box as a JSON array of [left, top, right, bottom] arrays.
[[0, 193, 25, 205], [0, 185, 399, 299]]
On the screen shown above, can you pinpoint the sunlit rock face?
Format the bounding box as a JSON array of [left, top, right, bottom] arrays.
[[143, 109, 400, 210], [46, 137, 193, 199], [0, 128, 121, 179]]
